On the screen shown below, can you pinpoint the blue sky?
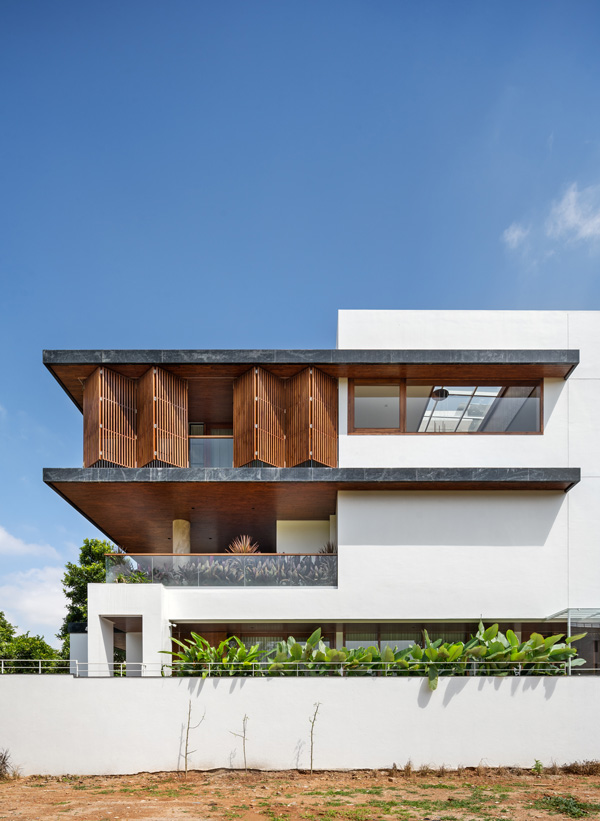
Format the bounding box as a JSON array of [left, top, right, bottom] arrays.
[[1, 1, 600, 644]]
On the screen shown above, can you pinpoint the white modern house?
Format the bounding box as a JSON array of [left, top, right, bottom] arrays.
[[43, 310, 600, 677]]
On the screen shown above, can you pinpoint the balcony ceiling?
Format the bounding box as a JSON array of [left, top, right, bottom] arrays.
[[45, 467, 580, 555], [43, 349, 580, 410]]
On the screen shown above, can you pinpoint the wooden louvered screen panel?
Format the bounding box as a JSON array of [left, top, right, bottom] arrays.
[[155, 368, 188, 467], [256, 368, 286, 467], [285, 367, 338, 467], [285, 368, 311, 467], [83, 367, 102, 467], [137, 367, 189, 467], [233, 368, 256, 467], [83, 367, 136, 468], [233, 367, 285, 467], [311, 367, 338, 467], [234, 366, 338, 469], [136, 368, 155, 467]]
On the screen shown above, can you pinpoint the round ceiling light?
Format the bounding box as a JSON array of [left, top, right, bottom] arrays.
[[432, 388, 450, 400]]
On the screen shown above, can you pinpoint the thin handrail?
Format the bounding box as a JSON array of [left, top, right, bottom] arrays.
[[1, 659, 597, 675], [105, 552, 337, 557], [188, 435, 233, 439]]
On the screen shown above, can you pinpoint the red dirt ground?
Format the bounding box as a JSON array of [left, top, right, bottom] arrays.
[[2, 769, 600, 821]]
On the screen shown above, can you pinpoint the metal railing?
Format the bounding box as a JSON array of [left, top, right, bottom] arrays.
[[2, 659, 598, 678], [105, 553, 338, 587]]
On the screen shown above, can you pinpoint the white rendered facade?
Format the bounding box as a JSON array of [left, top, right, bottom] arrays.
[[44, 310, 599, 674]]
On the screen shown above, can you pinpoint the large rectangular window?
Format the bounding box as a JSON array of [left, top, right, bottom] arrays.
[[353, 384, 400, 429], [349, 380, 542, 434]]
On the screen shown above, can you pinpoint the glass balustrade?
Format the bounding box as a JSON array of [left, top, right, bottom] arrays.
[[106, 553, 337, 587], [189, 437, 234, 468]]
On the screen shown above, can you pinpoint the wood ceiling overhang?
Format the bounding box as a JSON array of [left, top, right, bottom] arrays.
[[43, 349, 580, 411], [44, 467, 580, 555]]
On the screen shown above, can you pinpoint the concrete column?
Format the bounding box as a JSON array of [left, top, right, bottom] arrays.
[[69, 633, 88, 677], [126, 632, 143, 677], [329, 515, 337, 545], [173, 519, 191, 554], [87, 616, 114, 677]]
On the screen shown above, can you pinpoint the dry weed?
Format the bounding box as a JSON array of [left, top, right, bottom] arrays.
[[562, 760, 600, 775]]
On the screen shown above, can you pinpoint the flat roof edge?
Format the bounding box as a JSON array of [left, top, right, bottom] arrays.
[[43, 349, 580, 366], [44, 466, 581, 488]]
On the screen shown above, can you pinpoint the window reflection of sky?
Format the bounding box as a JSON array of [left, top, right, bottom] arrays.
[[418, 386, 527, 433]]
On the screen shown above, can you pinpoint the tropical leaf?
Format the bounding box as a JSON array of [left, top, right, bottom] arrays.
[[482, 624, 499, 642]]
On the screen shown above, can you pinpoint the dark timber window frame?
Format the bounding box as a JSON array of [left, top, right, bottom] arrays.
[[348, 379, 544, 435]]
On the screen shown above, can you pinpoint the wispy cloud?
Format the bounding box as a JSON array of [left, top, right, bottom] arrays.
[[502, 181, 600, 270], [0, 566, 65, 636], [546, 183, 600, 243], [502, 222, 530, 250], [0, 524, 60, 559]]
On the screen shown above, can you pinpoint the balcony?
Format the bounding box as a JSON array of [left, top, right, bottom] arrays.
[[106, 553, 337, 587]]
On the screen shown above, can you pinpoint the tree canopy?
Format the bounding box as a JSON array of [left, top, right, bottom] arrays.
[[58, 537, 120, 655], [0, 611, 59, 666]]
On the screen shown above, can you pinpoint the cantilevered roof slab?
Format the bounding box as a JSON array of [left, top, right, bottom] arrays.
[[43, 348, 580, 410], [44, 467, 580, 554]]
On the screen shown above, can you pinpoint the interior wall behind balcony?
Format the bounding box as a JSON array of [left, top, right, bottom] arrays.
[[276, 520, 330, 554]]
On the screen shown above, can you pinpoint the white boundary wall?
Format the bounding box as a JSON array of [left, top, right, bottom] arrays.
[[2, 677, 598, 775]]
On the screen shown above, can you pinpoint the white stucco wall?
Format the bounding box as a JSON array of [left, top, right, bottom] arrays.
[[1, 676, 597, 775], [276, 520, 330, 553], [88, 583, 170, 671], [336, 309, 572, 349]]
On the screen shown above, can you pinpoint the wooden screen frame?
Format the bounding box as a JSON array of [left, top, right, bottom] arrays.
[[348, 379, 544, 435], [233, 367, 286, 467], [83, 366, 137, 467], [137, 367, 189, 467]]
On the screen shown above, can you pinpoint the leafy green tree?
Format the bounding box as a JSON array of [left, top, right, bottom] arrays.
[[58, 538, 120, 656], [0, 611, 15, 645], [0, 611, 59, 672]]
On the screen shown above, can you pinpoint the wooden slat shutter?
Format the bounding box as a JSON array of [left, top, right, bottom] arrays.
[[83, 367, 137, 468], [256, 368, 286, 467], [233, 367, 285, 467], [285, 367, 338, 467], [137, 367, 189, 467], [233, 367, 255, 467], [285, 368, 311, 467], [83, 367, 102, 467], [311, 367, 338, 467], [136, 368, 154, 468]]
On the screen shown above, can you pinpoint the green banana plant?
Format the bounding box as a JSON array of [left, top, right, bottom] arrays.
[[159, 623, 586, 688], [160, 633, 262, 677]]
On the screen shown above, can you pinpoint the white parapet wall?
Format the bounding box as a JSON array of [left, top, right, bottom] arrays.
[[1, 676, 598, 775]]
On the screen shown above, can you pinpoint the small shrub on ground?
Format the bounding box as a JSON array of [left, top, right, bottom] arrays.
[[0, 749, 16, 780], [535, 794, 600, 818]]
